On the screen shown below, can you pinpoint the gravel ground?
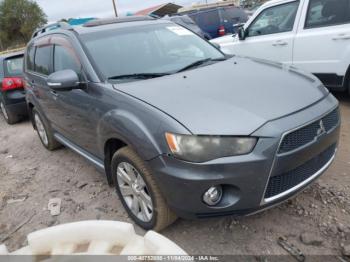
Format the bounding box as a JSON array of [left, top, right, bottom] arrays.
[[0, 93, 349, 257]]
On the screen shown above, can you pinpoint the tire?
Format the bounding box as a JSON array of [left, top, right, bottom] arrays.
[[111, 147, 177, 231], [348, 77, 350, 96], [32, 108, 61, 151], [0, 100, 20, 125]]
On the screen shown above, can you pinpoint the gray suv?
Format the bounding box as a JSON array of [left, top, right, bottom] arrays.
[[24, 17, 340, 231]]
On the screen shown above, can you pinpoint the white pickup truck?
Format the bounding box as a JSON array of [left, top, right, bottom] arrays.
[[212, 0, 350, 93]]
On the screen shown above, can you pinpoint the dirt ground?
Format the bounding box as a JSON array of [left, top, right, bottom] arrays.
[[0, 93, 349, 257]]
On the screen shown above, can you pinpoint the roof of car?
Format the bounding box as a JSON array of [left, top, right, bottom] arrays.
[[83, 16, 155, 27], [31, 17, 173, 39], [0, 50, 24, 60], [74, 17, 173, 35]]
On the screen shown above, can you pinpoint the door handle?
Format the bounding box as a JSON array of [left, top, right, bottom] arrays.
[[272, 40, 288, 46], [26, 79, 35, 88], [332, 34, 350, 40], [50, 90, 58, 97]]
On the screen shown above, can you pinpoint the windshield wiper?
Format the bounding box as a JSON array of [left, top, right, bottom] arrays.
[[108, 73, 170, 80], [176, 57, 227, 73]]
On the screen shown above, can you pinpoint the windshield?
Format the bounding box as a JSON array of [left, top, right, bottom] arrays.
[[81, 23, 225, 80], [4, 56, 23, 76]]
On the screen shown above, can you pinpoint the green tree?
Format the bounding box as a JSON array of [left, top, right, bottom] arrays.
[[0, 0, 47, 50]]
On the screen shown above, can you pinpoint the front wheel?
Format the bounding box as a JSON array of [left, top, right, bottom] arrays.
[[111, 147, 177, 231]]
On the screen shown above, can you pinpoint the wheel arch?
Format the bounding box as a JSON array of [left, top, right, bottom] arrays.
[[99, 109, 166, 185], [103, 137, 128, 185], [344, 64, 350, 92], [27, 102, 35, 128]]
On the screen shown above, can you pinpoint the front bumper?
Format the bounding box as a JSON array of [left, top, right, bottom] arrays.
[[148, 94, 340, 219]]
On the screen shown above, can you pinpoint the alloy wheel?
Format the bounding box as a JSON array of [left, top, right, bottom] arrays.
[[116, 162, 153, 222], [34, 113, 49, 146]]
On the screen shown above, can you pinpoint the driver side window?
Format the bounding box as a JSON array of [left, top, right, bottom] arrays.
[[247, 1, 300, 37], [53, 45, 81, 76]]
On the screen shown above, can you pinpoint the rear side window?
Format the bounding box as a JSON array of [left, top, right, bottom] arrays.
[[305, 0, 350, 28], [195, 10, 220, 26], [53, 45, 81, 74], [34, 45, 51, 75], [26, 44, 35, 71], [221, 7, 248, 24], [4, 56, 24, 76]]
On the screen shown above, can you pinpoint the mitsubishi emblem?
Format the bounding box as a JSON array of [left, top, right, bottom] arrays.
[[316, 120, 326, 137]]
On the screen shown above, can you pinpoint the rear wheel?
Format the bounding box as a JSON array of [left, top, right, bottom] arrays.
[[111, 147, 177, 231], [32, 108, 61, 150], [0, 100, 20, 125]]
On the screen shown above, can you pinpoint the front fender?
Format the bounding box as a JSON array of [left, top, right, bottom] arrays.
[[97, 104, 190, 161]]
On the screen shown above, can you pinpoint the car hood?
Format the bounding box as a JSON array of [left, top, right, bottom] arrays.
[[114, 57, 328, 135]]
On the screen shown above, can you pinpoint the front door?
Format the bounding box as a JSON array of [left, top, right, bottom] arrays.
[[49, 36, 100, 155], [233, 0, 301, 64]]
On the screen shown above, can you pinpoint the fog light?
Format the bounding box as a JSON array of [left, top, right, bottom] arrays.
[[203, 186, 222, 206]]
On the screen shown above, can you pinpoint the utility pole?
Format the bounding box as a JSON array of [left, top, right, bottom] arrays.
[[112, 0, 118, 17]]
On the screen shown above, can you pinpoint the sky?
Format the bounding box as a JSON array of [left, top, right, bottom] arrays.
[[35, 0, 215, 22]]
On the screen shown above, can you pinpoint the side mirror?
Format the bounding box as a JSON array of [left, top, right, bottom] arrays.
[[238, 26, 246, 40], [233, 22, 245, 32], [47, 69, 80, 91]]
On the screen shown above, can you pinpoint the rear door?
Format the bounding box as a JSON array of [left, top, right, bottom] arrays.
[[293, 0, 350, 87], [26, 38, 56, 120], [234, 0, 301, 64]]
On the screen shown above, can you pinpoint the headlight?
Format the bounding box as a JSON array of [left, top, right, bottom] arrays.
[[165, 133, 257, 163]]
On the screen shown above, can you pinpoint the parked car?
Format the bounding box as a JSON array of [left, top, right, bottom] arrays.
[[0, 51, 27, 124], [24, 17, 340, 231], [179, 6, 248, 38], [164, 15, 212, 40], [244, 4, 263, 18], [211, 0, 350, 94]]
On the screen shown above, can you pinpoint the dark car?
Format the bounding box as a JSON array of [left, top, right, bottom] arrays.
[[179, 6, 248, 38], [165, 15, 212, 40], [0, 51, 27, 124], [24, 18, 340, 231]]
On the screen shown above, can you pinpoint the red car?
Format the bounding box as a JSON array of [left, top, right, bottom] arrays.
[[0, 51, 27, 124]]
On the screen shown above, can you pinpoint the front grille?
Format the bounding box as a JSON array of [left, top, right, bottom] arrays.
[[278, 109, 339, 154], [264, 144, 336, 199]]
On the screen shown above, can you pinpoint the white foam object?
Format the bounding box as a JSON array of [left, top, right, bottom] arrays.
[[0, 220, 187, 255]]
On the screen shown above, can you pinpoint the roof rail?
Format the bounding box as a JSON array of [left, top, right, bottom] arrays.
[[83, 16, 155, 27], [32, 22, 73, 39]]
